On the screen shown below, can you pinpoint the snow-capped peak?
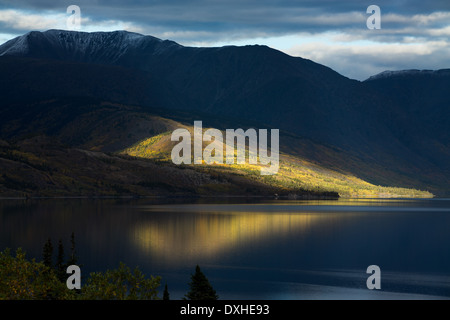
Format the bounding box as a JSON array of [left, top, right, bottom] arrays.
[[365, 69, 447, 81], [0, 30, 182, 63]]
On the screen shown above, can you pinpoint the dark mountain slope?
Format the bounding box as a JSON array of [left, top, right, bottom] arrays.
[[0, 56, 182, 108], [0, 30, 404, 153], [0, 30, 448, 195], [365, 70, 450, 170]]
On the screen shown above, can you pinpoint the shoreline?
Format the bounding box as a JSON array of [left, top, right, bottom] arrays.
[[0, 194, 439, 201]]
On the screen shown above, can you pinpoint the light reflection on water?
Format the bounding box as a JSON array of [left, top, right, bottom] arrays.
[[1, 198, 450, 299], [131, 211, 327, 265]]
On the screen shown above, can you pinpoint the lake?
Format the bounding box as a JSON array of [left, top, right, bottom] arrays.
[[1, 197, 450, 300]]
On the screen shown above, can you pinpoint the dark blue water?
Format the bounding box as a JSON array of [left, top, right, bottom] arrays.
[[1, 198, 450, 299]]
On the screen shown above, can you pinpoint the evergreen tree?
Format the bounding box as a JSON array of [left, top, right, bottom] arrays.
[[42, 238, 53, 269], [184, 265, 218, 300], [56, 239, 65, 282], [67, 232, 78, 266], [163, 283, 170, 300], [42, 233, 80, 285]]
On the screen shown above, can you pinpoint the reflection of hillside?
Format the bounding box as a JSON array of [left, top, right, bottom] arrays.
[[131, 208, 326, 264]]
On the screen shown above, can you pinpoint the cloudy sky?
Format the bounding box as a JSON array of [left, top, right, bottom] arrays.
[[0, 0, 449, 80]]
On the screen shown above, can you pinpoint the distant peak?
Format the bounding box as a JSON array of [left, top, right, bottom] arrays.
[[365, 69, 450, 81]]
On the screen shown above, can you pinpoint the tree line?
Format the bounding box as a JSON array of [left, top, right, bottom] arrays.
[[0, 233, 218, 300]]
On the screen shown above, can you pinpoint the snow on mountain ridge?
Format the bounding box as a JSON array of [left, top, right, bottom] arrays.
[[365, 69, 450, 81], [0, 32, 30, 56], [0, 29, 182, 62]]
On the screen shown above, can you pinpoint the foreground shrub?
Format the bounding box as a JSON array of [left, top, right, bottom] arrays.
[[81, 262, 161, 300], [0, 248, 75, 300]]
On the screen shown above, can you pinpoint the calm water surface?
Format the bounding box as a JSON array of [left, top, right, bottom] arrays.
[[1, 198, 450, 299]]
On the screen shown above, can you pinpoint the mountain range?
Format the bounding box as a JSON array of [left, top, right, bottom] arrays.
[[0, 30, 448, 197]]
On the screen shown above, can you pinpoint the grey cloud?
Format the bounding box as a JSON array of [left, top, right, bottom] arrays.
[[286, 40, 450, 80], [2, 0, 449, 13], [0, 1, 449, 44]]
